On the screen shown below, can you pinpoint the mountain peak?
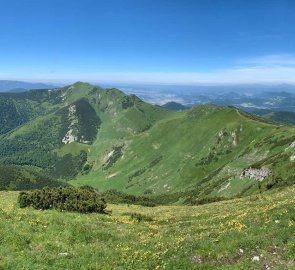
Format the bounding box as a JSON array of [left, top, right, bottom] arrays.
[[60, 82, 97, 103], [72, 81, 92, 87]]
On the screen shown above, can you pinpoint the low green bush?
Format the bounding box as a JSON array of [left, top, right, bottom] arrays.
[[194, 196, 225, 205], [123, 212, 153, 222], [101, 189, 158, 207], [18, 187, 107, 214]]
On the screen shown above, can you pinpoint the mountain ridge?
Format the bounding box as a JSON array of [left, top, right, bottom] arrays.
[[0, 80, 56, 92], [1, 82, 295, 203]]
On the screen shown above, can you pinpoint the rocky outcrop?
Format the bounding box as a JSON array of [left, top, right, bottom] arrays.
[[231, 131, 238, 147], [240, 167, 271, 181], [62, 104, 78, 144]]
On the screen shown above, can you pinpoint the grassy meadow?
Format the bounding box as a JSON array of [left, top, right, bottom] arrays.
[[0, 187, 294, 269]]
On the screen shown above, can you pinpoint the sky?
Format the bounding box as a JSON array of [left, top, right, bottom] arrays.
[[1, 0, 295, 84]]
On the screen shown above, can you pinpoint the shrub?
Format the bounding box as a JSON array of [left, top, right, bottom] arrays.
[[139, 201, 157, 207], [124, 212, 153, 222], [193, 196, 226, 205], [101, 189, 158, 207], [18, 187, 107, 214]]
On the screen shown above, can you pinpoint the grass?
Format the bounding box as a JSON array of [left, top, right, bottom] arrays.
[[0, 186, 294, 269]]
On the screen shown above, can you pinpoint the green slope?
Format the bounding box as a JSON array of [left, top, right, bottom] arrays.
[[1, 82, 295, 201], [263, 111, 295, 125], [0, 165, 66, 190], [72, 102, 295, 201], [0, 82, 171, 179], [0, 89, 62, 135]]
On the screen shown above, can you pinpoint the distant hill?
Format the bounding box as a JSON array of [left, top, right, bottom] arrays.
[[0, 80, 56, 92], [161, 101, 188, 111], [0, 82, 295, 203], [252, 109, 295, 125], [114, 84, 295, 113], [263, 111, 295, 125]]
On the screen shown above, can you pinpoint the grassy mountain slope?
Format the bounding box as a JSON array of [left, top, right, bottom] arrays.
[[73, 103, 295, 201], [1, 82, 295, 201], [0, 89, 62, 135], [0, 82, 171, 179], [1, 187, 294, 269], [263, 111, 295, 125], [0, 165, 66, 190]]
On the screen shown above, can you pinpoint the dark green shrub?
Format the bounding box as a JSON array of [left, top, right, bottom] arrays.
[[82, 163, 92, 174], [194, 196, 226, 205], [124, 212, 153, 222], [18, 187, 107, 214], [101, 189, 158, 207], [139, 201, 157, 207], [102, 146, 123, 170]]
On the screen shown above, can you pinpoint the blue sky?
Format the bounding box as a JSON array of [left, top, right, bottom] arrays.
[[1, 0, 295, 84]]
